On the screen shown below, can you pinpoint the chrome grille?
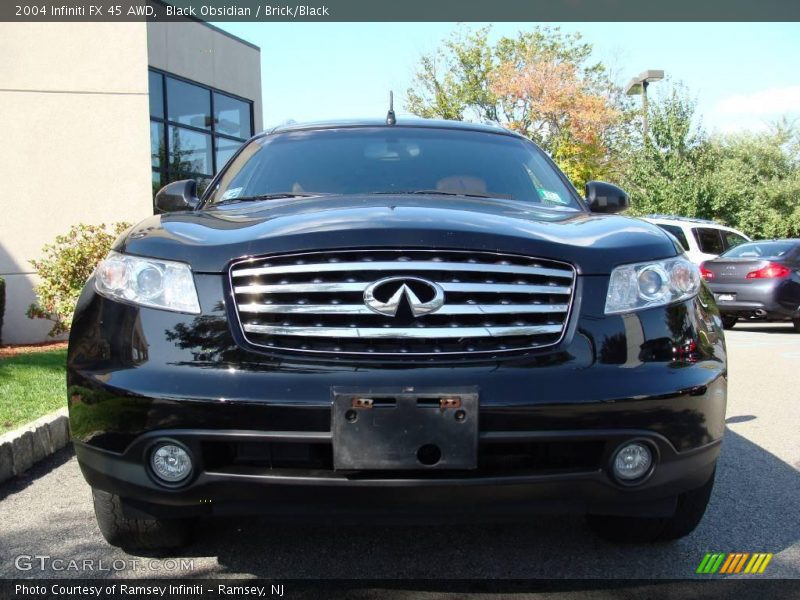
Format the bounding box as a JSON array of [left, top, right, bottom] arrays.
[[229, 250, 576, 357]]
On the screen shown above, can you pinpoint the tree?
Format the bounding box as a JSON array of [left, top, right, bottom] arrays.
[[27, 222, 131, 336], [707, 122, 800, 239], [490, 55, 620, 185], [622, 85, 715, 219], [406, 26, 629, 187], [623, 84, 800, 239]]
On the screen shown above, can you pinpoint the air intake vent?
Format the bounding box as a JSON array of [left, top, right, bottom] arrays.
[[229, 250, 575, 357]]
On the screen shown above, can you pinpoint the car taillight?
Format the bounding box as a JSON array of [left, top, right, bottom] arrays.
[[699, 263, 714, 280], [745, 262, 792, 279]]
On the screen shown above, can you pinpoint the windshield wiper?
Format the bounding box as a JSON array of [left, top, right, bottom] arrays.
[[216, 192, 327, 205], [371, 190, 493, 199]]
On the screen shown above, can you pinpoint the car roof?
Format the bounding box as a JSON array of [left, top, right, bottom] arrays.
[[738, 239, 800, 244], [642, 215, 718, 226], [262, 118, 521, 138], [642, 215, 747, 234]]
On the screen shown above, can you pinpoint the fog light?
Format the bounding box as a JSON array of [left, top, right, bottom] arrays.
[[612, 442, 652, 482], [150, 443, 192, 483]]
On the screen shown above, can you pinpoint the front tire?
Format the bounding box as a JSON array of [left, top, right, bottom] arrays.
[[92, 488, 192, 550], [793, 318, 800, 333], [721, 316, 738, 330], [587, 468, 716, 543]]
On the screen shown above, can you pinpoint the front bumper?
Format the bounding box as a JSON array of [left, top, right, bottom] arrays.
[[67, 275, 727, 519], [74, 431, 720, 520]]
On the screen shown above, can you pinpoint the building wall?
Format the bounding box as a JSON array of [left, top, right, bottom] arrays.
[[147, 21, 263, 133], [0, 23, 153, 344], [0, 22, 261, 345]]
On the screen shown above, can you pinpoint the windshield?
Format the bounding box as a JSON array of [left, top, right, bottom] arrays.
[[205, 127, 582, 209], [721, 240, 797, 259]]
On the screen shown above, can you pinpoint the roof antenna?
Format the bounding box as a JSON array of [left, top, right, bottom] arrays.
[[386, 91, 396, 126]]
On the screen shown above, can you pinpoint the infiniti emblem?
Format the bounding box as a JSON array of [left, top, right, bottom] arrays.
[[364, 277, 445, 317]]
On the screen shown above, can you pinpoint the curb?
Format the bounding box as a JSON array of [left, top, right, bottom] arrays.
[[0, 408, 70, 484]]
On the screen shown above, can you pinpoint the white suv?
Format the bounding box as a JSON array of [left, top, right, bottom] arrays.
[[640, 215, 751, 264]]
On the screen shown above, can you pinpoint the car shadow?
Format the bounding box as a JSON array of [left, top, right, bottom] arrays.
[[174, 428, 800, 580], [725, 415, 756, 424], [730, 323, 796, 335]]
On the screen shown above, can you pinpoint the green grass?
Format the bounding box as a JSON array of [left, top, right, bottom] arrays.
[[0, 349, 67, 431]]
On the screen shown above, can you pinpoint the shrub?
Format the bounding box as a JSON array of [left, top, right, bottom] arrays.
[[0, 276, 5, 344], [27, 223, 131, 337]]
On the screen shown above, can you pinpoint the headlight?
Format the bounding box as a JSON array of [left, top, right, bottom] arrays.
[[95, 251, 201, 314], [605, 257, 700, 315]]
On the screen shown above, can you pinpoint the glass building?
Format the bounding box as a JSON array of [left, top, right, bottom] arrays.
[[148, 68, 255, 198]]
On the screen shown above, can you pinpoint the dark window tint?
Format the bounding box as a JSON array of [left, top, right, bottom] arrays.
[[214, 93, 252, 138], [167, 77, 212, 130], [208, 127, 581, 208], [693, 228, 724, 255], [656, 224, 689, 251], [150, 122, 164, 168], [148, 71, 163, 119], [722, 241, 798, 259], [168, 126, 212, 176], [722, 230, 748, 250]]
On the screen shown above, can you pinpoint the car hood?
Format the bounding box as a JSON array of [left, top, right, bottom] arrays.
[[116, 195, 677, 274]]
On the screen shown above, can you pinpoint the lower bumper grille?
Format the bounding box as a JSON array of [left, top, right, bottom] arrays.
[[229, 249, 576, 357], [201, 439, 604, 477]]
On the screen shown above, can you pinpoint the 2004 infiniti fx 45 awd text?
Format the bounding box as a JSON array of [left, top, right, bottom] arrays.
[[67, 118, 727, 550]]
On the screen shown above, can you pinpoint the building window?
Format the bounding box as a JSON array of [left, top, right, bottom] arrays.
[[148, 68, 254, 207], [214, 92, 252, 138], [168, 126, 213, 174], [149, 71, 164, 120], [166, 78, 212, 130], [150, 122, 163, 168]]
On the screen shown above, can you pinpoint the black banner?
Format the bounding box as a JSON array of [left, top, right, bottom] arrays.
[[2, 0, 800, 22], [2, 579, 800, 600]]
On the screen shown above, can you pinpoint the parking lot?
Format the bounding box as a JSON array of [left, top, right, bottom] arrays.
[[1, 323, 798, 581]]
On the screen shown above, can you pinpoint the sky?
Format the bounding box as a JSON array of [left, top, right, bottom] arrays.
[[213, 22, 800, 135]]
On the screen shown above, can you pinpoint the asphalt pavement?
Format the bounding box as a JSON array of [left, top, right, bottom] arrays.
[[1, 322, 798, 581]]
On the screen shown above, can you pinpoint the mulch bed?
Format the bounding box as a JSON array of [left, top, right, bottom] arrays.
[[0, 341, 68, 359]]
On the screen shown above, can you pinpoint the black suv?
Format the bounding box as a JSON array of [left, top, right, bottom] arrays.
[[68, 119, 727, 549]]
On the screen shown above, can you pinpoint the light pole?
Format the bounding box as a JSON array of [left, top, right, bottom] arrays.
[[626, 70, 664, 140]]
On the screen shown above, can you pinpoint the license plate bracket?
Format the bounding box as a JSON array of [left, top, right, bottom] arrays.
[[332, 387, 478, 470]]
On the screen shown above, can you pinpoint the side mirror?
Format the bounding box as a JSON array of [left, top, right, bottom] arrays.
[[585, 181, 629, 214], [154, 180, 200, 213]]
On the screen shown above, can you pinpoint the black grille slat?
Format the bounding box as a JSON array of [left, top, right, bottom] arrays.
[[229, 249, 575, 357]]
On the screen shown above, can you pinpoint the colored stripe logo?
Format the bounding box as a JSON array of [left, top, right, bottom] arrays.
[[696, 552, 773, 574]]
